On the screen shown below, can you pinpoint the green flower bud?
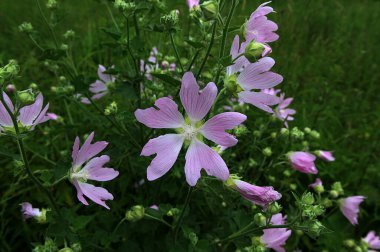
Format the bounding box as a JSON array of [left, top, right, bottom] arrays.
[[331, 182, 344, 195], [302, 141, 309, 147], [29, 83, 39, 90], [322, 198, 333, 208], [18, 22, 34, 33], [0, 60, 19, 81], [46, 0, 58, 9], [270, 132, 277, 139], [267, 202, 282, 214], [36, 208, 48, 223], [166, 208, 180, 216], [254, 213, 266, 227], [283, 170, 291, 177], [125, 205, 145, 222], [307, 220, 325, 237], [104, 101, 118, 116], [17, 90, 35, 105], [343, 239, 356, 248], [290, 183, 297, 190], [58, 248, 73, 252], [60, 44, 69, 51], [295, 230, 304, 236], [262, 147, 272, 157], [268, 175, 275, 182], [161, 10, 180, 29], [253, 130, 261, 137], [249, 158, 258, 167], [301, 192, 315, 205], [280, 128, 289, 136], [329, 190, 339, 199], [244, 41, 266, 62], [314, 185, 325, 194], [200, 1, 219, 20], [224, 73, 239, 93], [309, 130, 320, 139], [234, 125, 248, 136], [304, 127, 311, 134], [221, 201, 227, 207], [63, 30, 75, 39], [114, 0, 135, 12], [291, 127, 305, 140], [251, 236, 263, 246]]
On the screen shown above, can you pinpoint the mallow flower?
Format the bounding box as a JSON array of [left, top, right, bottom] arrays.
[[186, 0, 200, 9], [81, 65, 115, 104], [274, 93, 296, 128], [226, 38, 283, 113], [340, 196, 365, 225], [363, 231, 380, 251], [309, 178, 323, 189], [261, 213, 292, 252], [135, 72, 247, 186], [288, 151, 318, 174], [20, 202, 46, 222], [245, 1, 279, 44], [316, 150, 335, 162], [0, 92, 51, 133], [70, 132, 119, 209], [227, 177, 282, 208]]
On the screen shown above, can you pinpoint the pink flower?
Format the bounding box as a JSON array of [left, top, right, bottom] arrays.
[[364, 231, 380, 250], [70, 132, 119, 209], [20, 202, 42, 220], [135, 72, 247, 186], [233, 179, 281, 207], [261, 213, 292, 252], [150, 205, 159, 210], [86, 65, 116, 103], [227, 35, 250, 75], [309, 178, 322, 189], [317, 150, 335, 162], [46, 113, 58, 120], [262, 88, 281, 96], [340, 196, 365, 225], [245, 1, 279, 44], [187, 0, 200, 9], [0, 92, 50, 132], [289, 152, 318, 174], [274, 93, 296, 127]]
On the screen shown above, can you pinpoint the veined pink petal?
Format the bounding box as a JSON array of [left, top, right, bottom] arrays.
[[97, 65, 115, 83], [237, 57, 283, 90], [184, 139, 229, 186], [250, 1, 274, 20], [72, 179, 89, 206], [200, 112, 247, 147], [239, 91, 280, 113], [141, 134, 184, 181], [261, 213, 292, 252], [30, 103, 49, 130], [76, 181, 114, 209], [90, 80, 107, 93], [135, 97, 185, 129], [340, 196, 365, 225], [180, 72, 217, 122], [0, 92, 14, 127], [82, 155, 119, 181], [18, 93, 44, 126], [72, 136, 80, 163], [20, 202, 41, 219], [74, 132, 108, 167]]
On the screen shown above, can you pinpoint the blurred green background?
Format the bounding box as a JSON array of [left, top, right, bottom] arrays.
[[1, 0, 380, 249]]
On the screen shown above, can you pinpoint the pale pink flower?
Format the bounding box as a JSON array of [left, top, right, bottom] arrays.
[[245, 1, 279, 44], [364, 231, 380, 250], [85, 65, 116, 103], [289, 152, 318, 174], [150, 205, 159, 210], [261, 213, 292, 252], [274, 93, 296, 127], [233, 179, 281, 207], [135, 72, 247, 186], [70, 132, 119, 209], [317, 150, 335, 162], [187, 0, 200, 9], [46, 113, 58, 120], [0, 92, 51, 132], [309, 178, 322, 189], [262, 88, 281, 96], [20, 202, 42, 220], [340, 196, 365, 225]]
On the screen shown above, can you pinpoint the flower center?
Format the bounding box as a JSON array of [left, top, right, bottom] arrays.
[[70, 167, 89, 183], [182, 124, 198, 140]]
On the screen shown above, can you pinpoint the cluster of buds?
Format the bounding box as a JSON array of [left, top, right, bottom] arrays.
[[0, 60, 19, 83], [18, 22, 34, 34]]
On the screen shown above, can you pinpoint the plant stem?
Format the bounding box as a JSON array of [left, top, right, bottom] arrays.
[[169, 31, 184, 73], [196, 21, 217, 79], [35, 0, 59, 48], [174, 186, 194, 243], [187, 49, 200, 71], [145, 213, 172, 228], [0, 92, 60, 216]]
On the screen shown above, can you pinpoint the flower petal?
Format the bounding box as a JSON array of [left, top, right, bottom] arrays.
[[185, 139, 229, 186], [97, 65, 114, 83], [239, 91, 280, 113], [141, 134, 184, 181], [77, 181, 114, 209], [180, 72, 217, 122], [135, 97, 184, 129], [200, 112, 247, 147], [82, 155, 119, 181], [0, 92, 14, 127], [90, 80, 107, 94], [74, 132, 108, 167], [18, 93, 44, 126]]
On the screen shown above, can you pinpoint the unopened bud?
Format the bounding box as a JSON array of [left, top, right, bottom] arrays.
[[254, 213, 266, 226], [17, 90, 35, 105], [267, 202, 282, 214], [125, 205, 145, 222], [280, 128, 289, 136], [18, 22, 34, 33], [329, 190, 339, 199], [6, 84, 16, 93], [244, 41, 271, 62], [46, 0, 58, 9], [201, 1, 219, 20], [262, 147, 272, 157]]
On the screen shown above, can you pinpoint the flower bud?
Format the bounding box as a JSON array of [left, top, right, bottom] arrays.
[[18, 22, 34, 33], [0, 60, 19, 81], [63, 30, 75, 39], [291, 127, 304, 140], [224, 73, 239, 93], [283, 170, 291, 177], [295, 230, 304, 236], [267, 202, 282, 214], [270, 132, 277, 139], [343, 239, 356, 248], [249, 158, 258, 167], [262, 147, 272, 157], [309, 130, 320, 139], [307, 220, 325, 237], [301, 192, 315, 205], [167, 208, 180, 216], [29, 83, 39, 90], [125, 205, 145, 222], [304, 127, 311, 134], [17, 90, 35, 105], [253, 213, 266, 227], [329, 190, 339, 199], [314, 185, 324, 194], [234, 125, 248, 136], [322, 198, 333, 208], [60, 44, 69, 51], [6, 84, 16, 93], [280, 128, 289, 136], [244, 41, 271, 62], [161, 10, 180, 29], [58, 248, 73, 252], [200, 1, 219, 20], [46, 0, 58, 9], [290, 183, 297, 190], [36, 208, 48, 223], [253, 130, 261, 137], [331, 181, 344, 195], [104, 101, 118, 116]]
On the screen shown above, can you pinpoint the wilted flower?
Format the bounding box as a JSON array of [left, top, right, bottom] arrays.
[[363, 231, 380, 250], [261, 213, 292, 252], [288, 151, 318, 174], [135, 72, 247, 186], [229, 179, 281, 208], [316, 150, 335, 162], [340, 196, 365, 225], [69, 132, 119, 209], [0, 92, 51, 133], [245, 1, 279, 44]]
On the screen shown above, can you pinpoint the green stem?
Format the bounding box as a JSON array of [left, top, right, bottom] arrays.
[[0, 91, 61, 216], [133, 13, 140, 38], [105, 1, 120, 32], [196, 21, 217, 79], [187, 49, 200, 71], [28, 34, 44, 51], [210, 87, 226, 116], [169, 31, 184, 73], [64, 99, 74, 125], [112, 218, 126, 236], [174, 186, 194, 243], [35, 0, 59, 48], [145, 214, 172, 228]]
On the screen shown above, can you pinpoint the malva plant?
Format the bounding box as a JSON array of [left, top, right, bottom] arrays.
[[0, 0, 375, 251]]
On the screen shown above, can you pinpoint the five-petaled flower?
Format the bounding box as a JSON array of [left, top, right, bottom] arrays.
[[70, 132, 119, 209], [135, 72, 247, 186], [0, 92, 51, 133], [363, 231, 380, 251]]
